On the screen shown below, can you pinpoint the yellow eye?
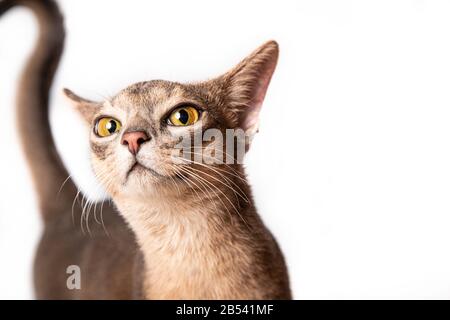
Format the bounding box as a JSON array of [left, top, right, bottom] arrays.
[[167, 106, 200, 126], [95, 117, 122, 137]]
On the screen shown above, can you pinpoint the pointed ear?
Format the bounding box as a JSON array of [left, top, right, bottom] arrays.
[[62, 88, 99, 124], [220, 40, 279, 135]]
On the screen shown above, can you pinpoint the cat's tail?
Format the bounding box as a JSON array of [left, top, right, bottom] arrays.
[[1, 0, 78, 222]]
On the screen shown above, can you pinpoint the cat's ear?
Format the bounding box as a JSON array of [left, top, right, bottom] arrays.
[[63, 88, 99, 123], [219, 40, 279, 136]]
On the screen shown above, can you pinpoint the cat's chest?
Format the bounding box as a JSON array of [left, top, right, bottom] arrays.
[[117, 201, 251, 299], [144, 239, 218, 298], [140, 220, 239, 299]]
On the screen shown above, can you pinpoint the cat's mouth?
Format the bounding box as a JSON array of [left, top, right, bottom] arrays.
[[126, 162, 164, 180]]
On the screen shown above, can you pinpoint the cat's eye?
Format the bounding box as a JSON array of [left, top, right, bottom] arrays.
[[167, 106, 200, 126], [95, 117, 122, 137]]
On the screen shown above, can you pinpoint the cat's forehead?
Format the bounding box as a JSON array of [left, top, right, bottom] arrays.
[[110, 80, 193, 113]]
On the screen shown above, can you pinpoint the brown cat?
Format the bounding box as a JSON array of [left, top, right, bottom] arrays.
[[1, 0, 291, 299]]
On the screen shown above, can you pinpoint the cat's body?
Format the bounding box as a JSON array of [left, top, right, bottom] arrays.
[[1, 0, 291, 299], [114, 176, 289, 299], [35, 203, 145, 299]]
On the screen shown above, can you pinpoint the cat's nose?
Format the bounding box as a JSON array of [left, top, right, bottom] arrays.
[[121, 131, 149, 155]]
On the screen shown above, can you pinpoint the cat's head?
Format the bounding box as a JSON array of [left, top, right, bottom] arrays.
[[64, 41, 279, 199]]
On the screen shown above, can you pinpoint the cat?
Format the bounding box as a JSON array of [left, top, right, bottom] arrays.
[[1, 0, 291, 299]]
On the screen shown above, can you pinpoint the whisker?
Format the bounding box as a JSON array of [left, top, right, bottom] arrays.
[[174, 156, 250, 203], [181, 165, 251, 231], [71, 189, 82, 230], [180, 166, 238, 227], [174, 166, 227, 224], [58, 174, 72, 196]]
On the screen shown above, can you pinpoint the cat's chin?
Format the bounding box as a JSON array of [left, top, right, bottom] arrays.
[[119, 163, 170, 198], [127, 162, 163, 179]]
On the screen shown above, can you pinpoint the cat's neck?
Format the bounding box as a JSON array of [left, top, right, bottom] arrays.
[[113, 189, 260, 299]]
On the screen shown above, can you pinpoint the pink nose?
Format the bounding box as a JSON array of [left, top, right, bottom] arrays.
[[121, 131, 149, 155]]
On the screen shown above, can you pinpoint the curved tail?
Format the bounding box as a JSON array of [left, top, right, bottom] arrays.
[[1, 0, 77, 221]]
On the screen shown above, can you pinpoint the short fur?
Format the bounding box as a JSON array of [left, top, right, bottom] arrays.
[[2, 0, 291, 299]]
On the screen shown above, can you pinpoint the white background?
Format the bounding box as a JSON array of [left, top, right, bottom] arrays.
[[1, 0, 450, 299]]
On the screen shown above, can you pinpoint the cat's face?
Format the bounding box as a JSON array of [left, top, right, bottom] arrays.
[[69, 80, 236, 198], [64, 41, 279, 199]]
